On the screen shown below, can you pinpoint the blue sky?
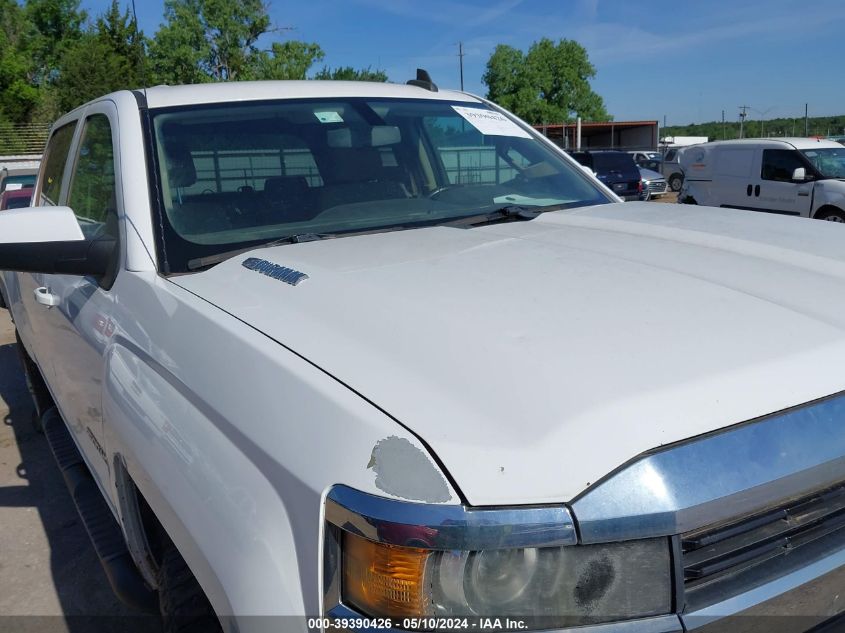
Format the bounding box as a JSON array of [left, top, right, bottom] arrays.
[[80, 0, 845, 126]]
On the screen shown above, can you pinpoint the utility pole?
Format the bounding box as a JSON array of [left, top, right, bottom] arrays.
[[804, 103, 809, 136], [457, 42, 465, 91], [721, 110, 725, 139], [738, 105, 749, 139]]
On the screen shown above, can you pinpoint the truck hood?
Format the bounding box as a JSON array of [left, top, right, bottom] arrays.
[[172, 203, 845, 505]]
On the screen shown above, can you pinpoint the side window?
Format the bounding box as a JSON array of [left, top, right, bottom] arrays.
[[38, 122, 76, 205], [67, 114, 118, 240], [761, 150, 805, 182], [665, 149, 677, 162]]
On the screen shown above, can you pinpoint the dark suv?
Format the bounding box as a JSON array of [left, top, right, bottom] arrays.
[[568, 150, 642, 201]]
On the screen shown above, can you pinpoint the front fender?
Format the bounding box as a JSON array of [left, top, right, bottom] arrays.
[[100, 274, 460, 629]]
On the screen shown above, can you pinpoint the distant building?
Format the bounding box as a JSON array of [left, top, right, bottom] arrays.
[[534, 120, 659, 151]]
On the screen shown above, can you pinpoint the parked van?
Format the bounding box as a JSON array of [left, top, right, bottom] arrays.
[[660, 146, 688, 192], [680, 138, 845, 221]]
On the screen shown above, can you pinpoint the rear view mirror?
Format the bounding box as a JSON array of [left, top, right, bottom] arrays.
[[792, 167, 807, 181], [0, 206, 84, 243], [0, 205, 114, 277]]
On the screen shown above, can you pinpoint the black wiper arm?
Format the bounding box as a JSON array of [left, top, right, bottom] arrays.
[[444, 204, 564, 228], [187, 233, 334, 271]]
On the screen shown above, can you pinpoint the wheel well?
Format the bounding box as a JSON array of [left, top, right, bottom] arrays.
[[813, 205, 845, 220], [113, 456, 166, 588]]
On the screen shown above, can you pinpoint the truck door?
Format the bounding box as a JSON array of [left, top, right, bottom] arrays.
[[11, 121, 79, 360], [25, 105, 121, 493], [756, 149, 814, 217]]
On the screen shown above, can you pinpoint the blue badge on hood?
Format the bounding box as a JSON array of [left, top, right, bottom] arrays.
[[242, 257, 309, 286]]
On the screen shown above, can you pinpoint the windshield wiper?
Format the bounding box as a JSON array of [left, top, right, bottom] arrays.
[[187, 233, 334, 271], [443, 203, 566, 228]]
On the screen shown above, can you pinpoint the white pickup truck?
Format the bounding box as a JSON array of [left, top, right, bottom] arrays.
[[2, 77, 845, 633]]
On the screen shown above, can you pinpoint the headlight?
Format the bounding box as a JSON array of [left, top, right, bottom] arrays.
[[342, 532, 670, 626], [327, 487, 672, 629]]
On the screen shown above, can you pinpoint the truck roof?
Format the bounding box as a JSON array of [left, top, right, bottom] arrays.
[[701, 138, 843, 150], [118, 81, 482, 110]]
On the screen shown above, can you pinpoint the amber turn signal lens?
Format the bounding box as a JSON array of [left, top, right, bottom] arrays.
[[342, 532, 431, 618]]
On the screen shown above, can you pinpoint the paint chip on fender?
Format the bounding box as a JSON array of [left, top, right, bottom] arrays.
[[368, 436, 452, 503]]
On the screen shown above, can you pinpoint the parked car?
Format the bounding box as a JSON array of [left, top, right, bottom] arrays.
[[2, 78, 845, 633], [0, 166, 38, 192], [661, 146, 688, 192], [679, 138, 845, 220], [638, 166, 668, 200], [568, 150, 642, 200], [0, 187, 32, 210], [629, 150, 663, 172]]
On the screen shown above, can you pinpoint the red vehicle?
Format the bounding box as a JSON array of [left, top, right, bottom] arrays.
[[0, 187, 32, 210]]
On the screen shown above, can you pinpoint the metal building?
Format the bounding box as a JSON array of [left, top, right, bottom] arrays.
[[535, 120, 659, 151]]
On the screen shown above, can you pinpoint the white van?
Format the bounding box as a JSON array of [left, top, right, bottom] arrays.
[[679, 138, 845, 221]]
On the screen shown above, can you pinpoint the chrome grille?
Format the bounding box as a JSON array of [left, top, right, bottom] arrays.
[[647, 180, 668, 194], [681, 482, 845, 609]]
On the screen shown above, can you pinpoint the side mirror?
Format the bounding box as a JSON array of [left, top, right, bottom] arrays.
[[792, 167, 807, 181], [0, 206, 115, 277]]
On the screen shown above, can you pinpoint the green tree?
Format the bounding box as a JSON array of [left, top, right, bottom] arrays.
[[246, 41, 324, 80], [312, 66, 388, 82], [24, 0, 86, 84], [150, 0, 323, 84], [0, 0, 40, 122], [55, 0, 148, 112], [483, 38, 609, 124]]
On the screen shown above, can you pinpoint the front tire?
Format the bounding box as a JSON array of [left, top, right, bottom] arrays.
[[158, 539, 222, 633], [815, 208, 845, 223], [669, 174, 683, 192]]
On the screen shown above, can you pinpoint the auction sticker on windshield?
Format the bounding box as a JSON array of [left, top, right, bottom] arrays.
[[452, 106, 532, 138]]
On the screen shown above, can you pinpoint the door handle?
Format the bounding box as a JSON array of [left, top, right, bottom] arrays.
[[34, 286, 60, 307], [755, 185, 761, 197], [747, 184, 753, 196]]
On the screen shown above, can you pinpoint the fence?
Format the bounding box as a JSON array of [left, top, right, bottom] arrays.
[[0, 123, 50, 155]]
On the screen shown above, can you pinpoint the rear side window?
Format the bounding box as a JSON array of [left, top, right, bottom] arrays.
[[38, 122, 76, 205], [761, 150, 805, 182], [67, 114, 118, 240], [591, 153, 636, 172]]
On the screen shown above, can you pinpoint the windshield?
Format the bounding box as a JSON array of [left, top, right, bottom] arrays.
[[150, 98, 610, 272], [1, 174, 36, 191], [801, 147, 845, 179]]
